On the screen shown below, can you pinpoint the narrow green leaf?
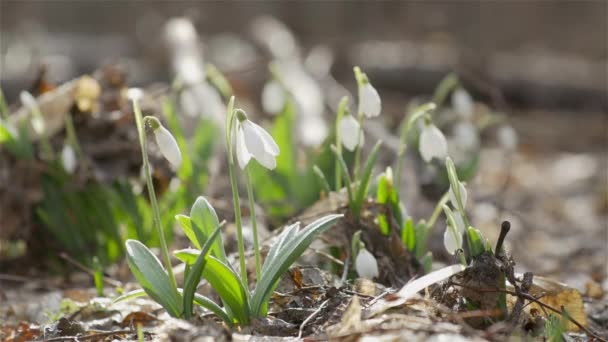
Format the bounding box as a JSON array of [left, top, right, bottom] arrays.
[[401, 218, 416, 252], [193, 293, 232, 325], [251, 214, 342, 317], [189, 197, 227, 262], [466, 226, 485, 258], [112, 289, 146, 304], [125, 240, 182, 317], [353, 140, 382, 216], [312, 165, 331, 195], [182, 222, 223, 319], [330, 145, 353, 204]]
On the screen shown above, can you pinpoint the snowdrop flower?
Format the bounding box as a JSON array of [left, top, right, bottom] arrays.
[[419, 123, 448, 162], [443, 227, 462, 255], [20, 91, 45, 134], [449, 181, 468, 209], [355, 248, 379, 279], [235, 110, 280, 170], [152, 123, 182, 168], [338, 114, 364, 152], [358, 82, 381, 118], [261, 81, 285, 115], [497, 125, 518, 151], [61, 145, 77, 174], [451, 88, 474, 119], [126, 88, 144, 102]]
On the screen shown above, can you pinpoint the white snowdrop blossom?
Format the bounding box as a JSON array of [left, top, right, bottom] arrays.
[[61, 145, 77, 174], [355, 248, 379, 279], [20, 91, 45, 134], [261, 81, 285, 115], [153, 125, 182, 168], [338, 114, 364, 152], [497, 125, 518, 151], [235, 115, 280, 170], [443, 227, 462, 255], [358, 82, 381, 118], [419, 123, 448, 162], [449, 181, 468, 210], [452, 88, 474, 119], [126, 88, 144, 102]]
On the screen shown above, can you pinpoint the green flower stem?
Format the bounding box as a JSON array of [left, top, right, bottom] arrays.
[[245, 166, 261, 281], [132, 99, 177, 290], [64, 113, 84, 161], [427, 191, 450, 231], [352, 111, 364, 183], [0, 88, 9, 120], [334, 97, 348, 191], [446, 157, 470, 228], [395, 103, 436, 190], [225, 98, 248, 289]]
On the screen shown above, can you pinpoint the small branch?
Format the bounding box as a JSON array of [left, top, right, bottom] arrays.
[[59, 253, 122, 287], [298, 299, 329, 339], [34, 329, 135, 341]]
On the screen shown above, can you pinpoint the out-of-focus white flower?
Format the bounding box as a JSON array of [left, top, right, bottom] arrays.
[[153, 124, 182, 168], [443, 227, 462, 255], [180, 83, 226, 121], [359, 82, 381, 118], [235, 113, 279, 170], [449, 181, 468, 209], [261, 81, 285, 115], [20, 91, 45, 134], [419, 123, 447, 162], [497, 125, 518, 151], [165, 17, 197, 47], [126, 88, 144, 102], [452, 88, 474, 119], [175, 55, 204, 86], [452, 122, 479, 150], [355, 248, 379, 279], [338, 114, 364, 152], [61, 145, 77, 174]]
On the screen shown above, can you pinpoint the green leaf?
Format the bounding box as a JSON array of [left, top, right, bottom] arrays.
[[312, 165, 331, 195], [466, 226, 485, 258], [414, 220, 429, 259], [401, 218, 416, 252], [189, 197, 226, 262], [112, 289, 146, 304], [175, 249, 249, 324], [193, 293, 232, 325], [250, 214, 342, 317], [420, 252, 433, 273], [330, 145, 353, 204], [182, 222, 223, 319], [353, 141, 382, 216], [125, 239, 182, 317]]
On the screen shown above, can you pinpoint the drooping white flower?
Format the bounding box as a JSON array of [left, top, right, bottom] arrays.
[[261, 81, 285, 115], [449, 181, 468, 210], [235, 115, 279, 170], [126, 88, 144, 102], [451, 88, 474, 119], [153, 125, 182, 168], [61, 145, 77, 174], [497, 125, 518, 151], [355, 248, 379, 279], [20, 91, 45, 134], [419, 123, 448, 162], [443, 227, 462, 255], [338, 114, 364, 152], [358, 82, 381, 118]]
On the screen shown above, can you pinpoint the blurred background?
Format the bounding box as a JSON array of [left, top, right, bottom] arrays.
[[0, 1, 606, 291]]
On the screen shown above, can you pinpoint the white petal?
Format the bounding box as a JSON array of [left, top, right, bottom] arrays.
[[443, 228, 461, 255], [338, 115, 363, 152], [20, 91, 37, 111], [154, 125, 182, 168], [397, 264, 465, 299], [451, 88, 474, 119], [242, 120, 266, 159], [261, 81, 285, 115], [355, 249, 379, 279], [255, 150, 277, 170], [235, 126, 252, 169], [61, 145, 77, 174], [449, 181, 468, 209], [30, 116, 46, 135], [453, 213, 466, 233], [250, 121, 279, 156], [359, 83, 381, 118], [497, 125, 518, 151], [126, 88, 144, 102], [419, 124, 447, 162]]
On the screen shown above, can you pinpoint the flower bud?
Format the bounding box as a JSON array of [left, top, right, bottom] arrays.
[[61, 145, 77, 174], [443, 227, 461, 255], [261, 81, 285, 115], [355, 248, 379, 279], [359, 82, 381, 118], [153, 125, 182, 168], [338, 114, 364, 151], [451, 88, 474, 119], [419, 123, 448, 162], [449, 181, 468, 210]]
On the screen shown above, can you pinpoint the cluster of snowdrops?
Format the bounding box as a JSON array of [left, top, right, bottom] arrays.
[[102, 65, 494, 327]]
